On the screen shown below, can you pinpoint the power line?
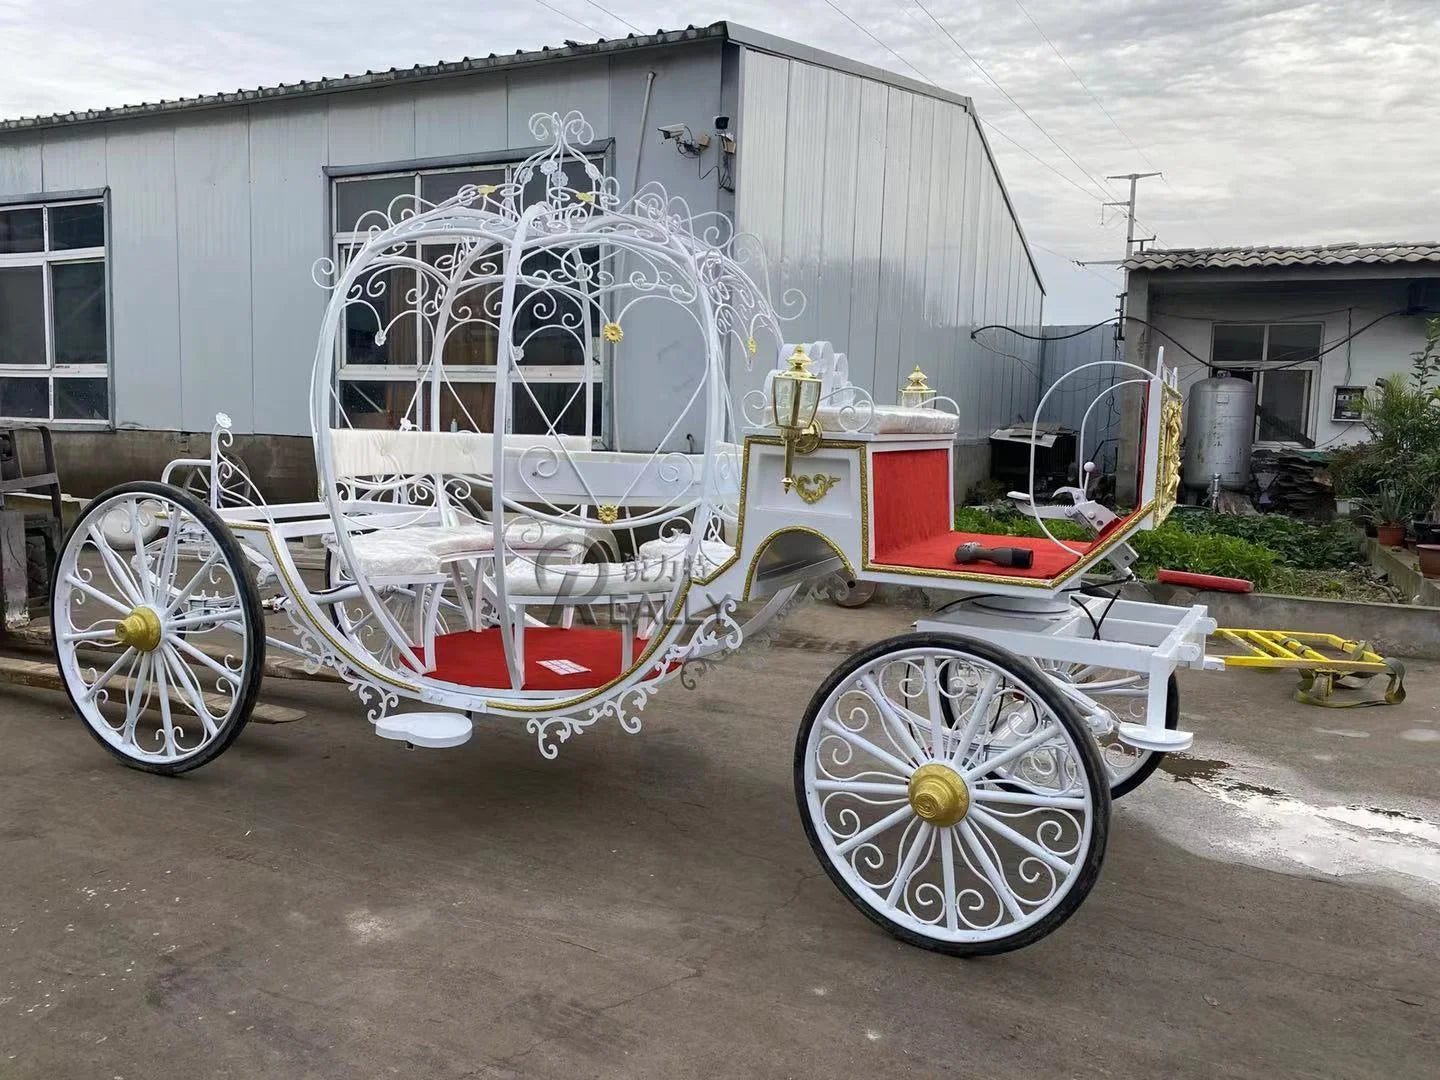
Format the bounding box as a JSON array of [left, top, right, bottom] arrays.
[[528, 0, 607, 38], [579, 0, 643, 35], [909, 0, 1115, 202], [1009, 0, 1168, 182], [817, 1, 1109, 209]]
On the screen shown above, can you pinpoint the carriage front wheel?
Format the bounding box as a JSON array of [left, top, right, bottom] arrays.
[[795, 632, 1110, 956], [51, 481, 265, 774]]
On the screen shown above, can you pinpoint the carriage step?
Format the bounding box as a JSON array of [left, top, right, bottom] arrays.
[[1115, 723, 1193, 753], [374, 711, 473, 749]]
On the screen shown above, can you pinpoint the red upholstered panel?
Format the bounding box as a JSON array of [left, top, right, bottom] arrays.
[[426, 627, 651, 691], [871, 448, 952, 558], [874, 531, 1091, 579]]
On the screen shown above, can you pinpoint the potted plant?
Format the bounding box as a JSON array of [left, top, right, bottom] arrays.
[[1358, 482, 1411, 547]]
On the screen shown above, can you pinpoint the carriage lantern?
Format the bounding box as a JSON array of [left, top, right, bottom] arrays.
[[773, 345, 822, 492], [900, 365, 936, 409]]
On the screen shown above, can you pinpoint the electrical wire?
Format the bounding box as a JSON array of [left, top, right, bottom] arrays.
[[817, 0, 1113, 211], [1009, 0, 1167, 183], [528, 0, 607, 39], [908, 0, 1114, 202], [578, 0, 643, 34]]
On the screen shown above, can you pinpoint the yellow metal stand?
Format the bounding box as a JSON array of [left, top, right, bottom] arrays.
[[1215, 628, 1406, 707]]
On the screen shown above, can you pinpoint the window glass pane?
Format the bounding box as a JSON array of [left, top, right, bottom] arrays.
[[335, 176, 416, 232], [0, 208, 43, 254], [0, 377, 48, 418], [439, 382, 495, 433], [511, 382, 598, 436], [52, 261, 107, 365], [1266, 322, 1322, 366], [421, 168, 506, 205], [49, 203, 105, 250], [1257, 369, 1310, 442], [339, 380, 415, 430], [54, 377, 107, 420], [0, 267, 46, 365], [1212, 324, 1263, 366], [341, 245, 419, 367]]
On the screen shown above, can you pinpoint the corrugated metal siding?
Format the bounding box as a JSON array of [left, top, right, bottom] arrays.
[[105, 124, 183, 429], [0, 44, 727, 438], [175, 115, 254, 432], [1038, 324, 1123, 473]]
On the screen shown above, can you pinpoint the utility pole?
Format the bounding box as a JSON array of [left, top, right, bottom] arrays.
[[1104, 172, 1161, 257]]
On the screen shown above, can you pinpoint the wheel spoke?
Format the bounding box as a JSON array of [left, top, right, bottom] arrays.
[[81, 647, 137, 702], [121, 654, 152, 746], [165, 550, 221, 615], [885, 821, 932, 906], [834, 803, 913, 857], [940, 824, 958, 932], [820, 717, 916, 779], [948, 670, 1000, 766], [959, 820, 1026, 921], [128, 501, 154, 604], [169, 635, 243, 688], [964, 723, 1061, 782], [156, 517, 182, 598], [168, 608, 243, 631], [85, 529, 144, 607], [971, 788, 1088, 810], [161, 644, 220, 738], [812, 779, 910, 796], [154, 653, 177, 759], [924, 657, 946, 759], [968, 805, 1075, 875], [857, 673, 926, 765], [61, 625, 123, 644]]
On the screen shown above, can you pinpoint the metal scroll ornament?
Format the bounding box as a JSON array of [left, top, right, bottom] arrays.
[[1156, 387, 1183, 522]]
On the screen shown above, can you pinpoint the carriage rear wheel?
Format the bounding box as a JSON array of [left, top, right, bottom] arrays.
[[795, 632, 1110, 956], [50, 481, 265, 774]]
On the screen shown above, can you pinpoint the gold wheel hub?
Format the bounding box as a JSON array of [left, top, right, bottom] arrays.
[[908, 763, 970, 827], [113, 606, 162, 653]]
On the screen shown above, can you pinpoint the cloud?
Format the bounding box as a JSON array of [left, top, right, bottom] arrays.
[[2, 0, 1435, 320]]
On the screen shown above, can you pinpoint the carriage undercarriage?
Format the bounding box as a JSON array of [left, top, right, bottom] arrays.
[[49, 110, 1218, 957]]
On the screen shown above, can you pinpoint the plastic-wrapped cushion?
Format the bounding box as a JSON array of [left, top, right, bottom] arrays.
[[635, 535, 735, 576], [503, 556, 685, 599], [815, 404, 959, 435], [335, 518, 588, 578]]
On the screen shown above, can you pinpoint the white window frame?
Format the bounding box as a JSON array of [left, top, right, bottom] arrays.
[[1210, 322, 1322, 446], [330, 160, 607, 441], [0, 195, 110, 428]]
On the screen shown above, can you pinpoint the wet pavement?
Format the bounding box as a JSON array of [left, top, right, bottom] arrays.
[[1, 600, 1436, 1078]]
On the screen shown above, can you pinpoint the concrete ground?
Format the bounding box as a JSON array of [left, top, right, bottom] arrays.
[[1, 602, 1436, 1079]]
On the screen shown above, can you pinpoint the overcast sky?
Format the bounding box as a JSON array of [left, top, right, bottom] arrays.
[[3, 0, 1436, 321]]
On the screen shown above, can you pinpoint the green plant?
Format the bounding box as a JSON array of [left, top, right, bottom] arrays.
[[1331, 319, 1440, 520], [1353, 479, 1413, 527], [1130, 523, 1280, 587], [953, 506, 1092, 542], [1167, 510, 1361, 569]]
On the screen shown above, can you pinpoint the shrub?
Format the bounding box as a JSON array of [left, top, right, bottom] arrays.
[[1168, 509, 1361, 569], [953, 506, 1092, 542], [1129, 524, 1279, 587]]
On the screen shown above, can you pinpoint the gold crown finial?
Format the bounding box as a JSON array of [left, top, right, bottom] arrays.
[[903, 365, 931, 393], [786, 344, 813, 374]]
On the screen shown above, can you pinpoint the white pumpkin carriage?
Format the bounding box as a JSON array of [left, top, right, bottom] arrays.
[[50, 112, 1217, 956]]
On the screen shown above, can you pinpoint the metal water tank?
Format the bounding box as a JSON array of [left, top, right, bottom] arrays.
[[1183, 375, 1256, 490]]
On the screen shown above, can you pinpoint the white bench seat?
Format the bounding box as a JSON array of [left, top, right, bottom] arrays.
[[336, 518, 590, 578], [815, 404, 958, 435]]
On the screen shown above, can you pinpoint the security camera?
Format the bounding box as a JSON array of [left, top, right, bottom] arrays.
[[657, 123, 689, 141], [713, 115, 730, 131]]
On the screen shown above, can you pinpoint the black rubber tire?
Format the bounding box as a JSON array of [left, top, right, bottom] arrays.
[[794, 631, 1111, 958], [50, 480, 266, 776], [1106, 672, 1180, 800]]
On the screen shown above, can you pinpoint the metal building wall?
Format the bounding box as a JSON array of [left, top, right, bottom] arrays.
[[732, 48, 1044, 439], [0, 44, 728, 442]]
